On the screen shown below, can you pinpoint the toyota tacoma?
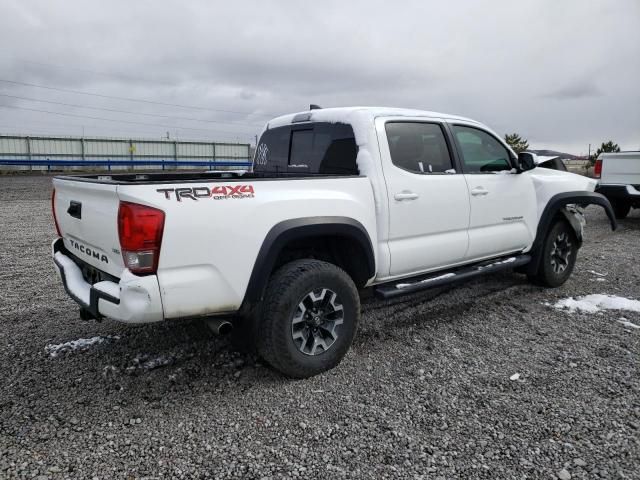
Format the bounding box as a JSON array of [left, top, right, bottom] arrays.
[[51, 107, 617, 377]]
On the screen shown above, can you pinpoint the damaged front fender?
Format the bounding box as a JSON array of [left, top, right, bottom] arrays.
[[560, 205, 586, 246], [546, 191, 617, 232], [527, 191, 617, 275]]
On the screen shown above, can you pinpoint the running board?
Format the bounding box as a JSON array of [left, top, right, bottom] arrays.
[[374, 254, 531, 299]]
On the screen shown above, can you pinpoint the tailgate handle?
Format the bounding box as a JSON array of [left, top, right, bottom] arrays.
[[67, 201, 82, 219]]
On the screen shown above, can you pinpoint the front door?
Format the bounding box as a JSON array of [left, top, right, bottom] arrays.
[[379, 120, 471, 277], [449, 124, 537, 260]]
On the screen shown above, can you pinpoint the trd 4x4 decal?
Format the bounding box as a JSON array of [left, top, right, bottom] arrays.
[[157, 185, 255, 202]]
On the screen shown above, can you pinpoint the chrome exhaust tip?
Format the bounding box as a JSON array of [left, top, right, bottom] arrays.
[[206, 318, 233, 336]]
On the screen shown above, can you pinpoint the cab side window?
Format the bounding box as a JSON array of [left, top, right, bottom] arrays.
[[452, 125, 513, 173], [385, 122, 454, 174]]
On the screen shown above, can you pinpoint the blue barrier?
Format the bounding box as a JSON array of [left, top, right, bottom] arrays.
[[0, 159, 252, 168]]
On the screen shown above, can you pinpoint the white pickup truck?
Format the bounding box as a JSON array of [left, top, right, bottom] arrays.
[[594, 151, 640, 219], [51, 107, 617, 378]]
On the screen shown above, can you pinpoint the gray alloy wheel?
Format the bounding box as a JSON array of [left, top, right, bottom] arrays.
[[528, 219, 578, 288], [291, 288, 344, 356], [550, 231, 572, 274], [256, 259, 360, 378]]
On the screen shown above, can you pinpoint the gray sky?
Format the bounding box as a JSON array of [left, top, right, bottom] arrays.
[[0, 0, 638, 154]]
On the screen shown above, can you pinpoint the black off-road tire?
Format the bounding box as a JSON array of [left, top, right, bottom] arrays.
[[611, 200, 631, 219], [528, 220, 578, 287], [256, 259, 360, 379]]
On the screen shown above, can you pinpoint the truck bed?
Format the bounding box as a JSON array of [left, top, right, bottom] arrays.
[[52, 170, 376, 321], [54, 170, 360, 185]]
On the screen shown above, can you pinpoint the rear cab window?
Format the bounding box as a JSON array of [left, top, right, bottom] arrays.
[[254, 122, 358, 175]]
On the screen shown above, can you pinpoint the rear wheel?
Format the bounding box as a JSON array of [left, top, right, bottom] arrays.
[[528, 220, 578, 287], [257, 259, 360, 378], [611, 200, 631, 219]]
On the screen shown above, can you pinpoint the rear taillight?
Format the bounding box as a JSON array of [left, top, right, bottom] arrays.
[[52, 188, 62, 237], [594, 159, 602, 178], [117, 202, 165, 275]]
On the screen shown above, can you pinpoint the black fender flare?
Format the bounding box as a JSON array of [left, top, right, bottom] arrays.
[[240, 217, 375, 311], [526, 191, 617, 275]]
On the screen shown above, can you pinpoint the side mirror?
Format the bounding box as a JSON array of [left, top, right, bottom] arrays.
[[517, 152, 537, 172]]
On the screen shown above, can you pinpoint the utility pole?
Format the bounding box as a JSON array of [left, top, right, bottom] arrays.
[[588, 143, 591, 160]]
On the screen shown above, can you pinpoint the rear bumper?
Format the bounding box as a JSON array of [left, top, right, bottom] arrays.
[[596, 184, 640, 205], [52, 238, 164, 324]]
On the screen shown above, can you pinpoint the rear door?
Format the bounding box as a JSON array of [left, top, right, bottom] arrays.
[[377, 118, 470, 277], [448, 124, 537, 260], [53, 178, 125, 277]]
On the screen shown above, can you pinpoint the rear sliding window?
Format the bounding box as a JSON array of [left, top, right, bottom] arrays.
[[253, 122, 358, 175]]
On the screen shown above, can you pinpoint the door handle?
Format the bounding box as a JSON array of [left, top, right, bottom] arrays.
[[394, 192, 419, 201], [471, 187, 489, 196]]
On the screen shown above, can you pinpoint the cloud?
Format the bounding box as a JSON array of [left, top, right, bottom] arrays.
[[544, 82, 604, 100], [0, 0, 638, 151]]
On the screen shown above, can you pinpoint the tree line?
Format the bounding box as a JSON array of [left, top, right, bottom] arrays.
[[503, 133, 620, 162]]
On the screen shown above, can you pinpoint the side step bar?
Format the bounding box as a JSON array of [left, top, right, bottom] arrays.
[[374, 254, 531, 299]]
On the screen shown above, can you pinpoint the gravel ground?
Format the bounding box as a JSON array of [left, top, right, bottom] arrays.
[[0, 175, 638, 479]]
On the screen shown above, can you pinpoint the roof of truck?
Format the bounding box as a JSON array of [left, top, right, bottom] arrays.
[[267, 106, 480, 130]]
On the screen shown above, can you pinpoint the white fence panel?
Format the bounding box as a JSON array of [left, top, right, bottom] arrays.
[[0, 135, 251, 172]]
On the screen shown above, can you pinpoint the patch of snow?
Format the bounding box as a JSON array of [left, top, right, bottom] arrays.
[[553, 294, 640, 314], [53, 252, 91, 305], [534, 155, 560, 165], [495, 257, 516, 264], [396, 272, 455, 289], [510, 373, 521, 381], [587, 270, 607, 277], [141, 355, 174, 370], [102, 365, 119, 378], [618, 318, 640, 329], [353, 148, 385, 214], [46, 335, 119, 358], [478, 257, 517, 270], [93, 281, 120, 299], [128, 354, 175, 372], [262, 107, 485, 219], [266, 107, 478, 135]]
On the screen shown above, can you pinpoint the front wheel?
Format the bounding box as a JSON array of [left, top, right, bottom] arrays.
[[257, 259, 360, 378], [528, 220, 578, 287]]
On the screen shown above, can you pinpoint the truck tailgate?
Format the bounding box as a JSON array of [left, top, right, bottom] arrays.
[[53, 178, 125, 278], [602, 153, 640, 185]]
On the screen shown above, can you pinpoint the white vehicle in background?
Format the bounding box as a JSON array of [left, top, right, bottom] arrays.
[[594, 151, 640, 218], [51, 107, 617, 378]]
